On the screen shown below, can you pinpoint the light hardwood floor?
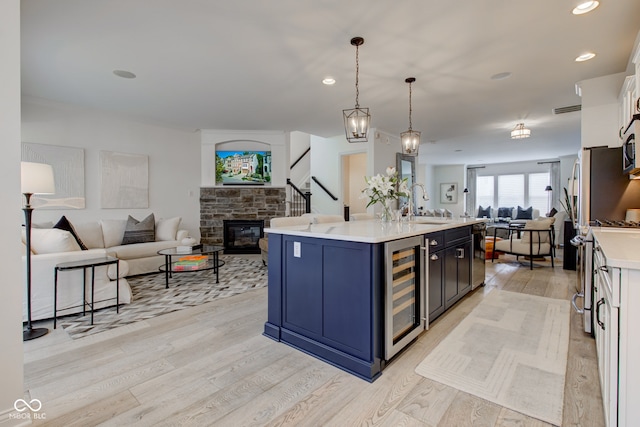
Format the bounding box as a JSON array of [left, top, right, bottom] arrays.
[[22, 255, 605, 426]]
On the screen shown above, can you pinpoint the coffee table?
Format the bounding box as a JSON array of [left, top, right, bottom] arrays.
[[158, 245, 225, 288]]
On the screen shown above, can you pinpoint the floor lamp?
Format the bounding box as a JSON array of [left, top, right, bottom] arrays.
[[545, 185, 553, 216], [21, 162, 55, 341]]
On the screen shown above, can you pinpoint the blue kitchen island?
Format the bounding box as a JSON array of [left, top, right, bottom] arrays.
[[263, 218, 485, 382]]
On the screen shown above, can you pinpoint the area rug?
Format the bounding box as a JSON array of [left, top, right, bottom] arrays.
[[59, 256, 267, 339], [415, 290, 570, 425]]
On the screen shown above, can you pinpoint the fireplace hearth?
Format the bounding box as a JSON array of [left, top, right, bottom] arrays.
[[223, 220, 264, 254]]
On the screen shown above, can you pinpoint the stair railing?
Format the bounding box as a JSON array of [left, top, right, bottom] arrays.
[[287, 179, 311, 216], [311, 176, 338, 201]]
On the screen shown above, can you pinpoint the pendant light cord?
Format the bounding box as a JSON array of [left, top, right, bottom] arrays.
[[408, 80, 413, 131], [354, 44, 360, 109]]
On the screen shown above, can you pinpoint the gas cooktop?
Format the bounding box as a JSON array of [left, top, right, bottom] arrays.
[[594, 219, 640, 228]]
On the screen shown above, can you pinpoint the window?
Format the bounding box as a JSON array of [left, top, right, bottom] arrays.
[[475, 172, 550, 216], [498, 174, 524, 208], [476, 176, 494, 211], [528, 173, 550, 214]]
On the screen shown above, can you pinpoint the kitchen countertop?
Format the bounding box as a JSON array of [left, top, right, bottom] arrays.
[[592, 228, 640, 270], [265, 217, 486, 244]]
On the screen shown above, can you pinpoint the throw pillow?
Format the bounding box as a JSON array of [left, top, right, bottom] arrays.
[[497, 207, 514, 219], [547, 207, 558, 217], [22, 228, 81, 254], [53, 216, 88, 250], [516, 206, 533, 220], [155, 216, 181, 241], [121, 213, 155, 245], [477, 205, 491, 218]]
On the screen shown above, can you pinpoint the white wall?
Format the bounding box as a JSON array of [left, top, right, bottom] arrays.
[[21, 98, 202, 238], [200, 129, 288, 187], [310, 128, 404, 216], [1, 0, 24, 422], [343, 153, 367, 213], [289, 131, 310, 189], [433, 165, 465, 216]]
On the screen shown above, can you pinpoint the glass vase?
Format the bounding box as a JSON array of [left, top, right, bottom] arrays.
[[379, 199, 394, 222]]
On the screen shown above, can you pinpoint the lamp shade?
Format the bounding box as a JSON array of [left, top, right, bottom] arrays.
[[21, 162, 55, 194], [545, 185, 552, 191]]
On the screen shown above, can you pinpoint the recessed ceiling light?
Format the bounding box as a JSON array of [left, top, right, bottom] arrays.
[[575, 52, 596, 62], [322, 77, 336, 85], [113, 70, 136, 79], [572, 1, 600, 15], [490, 72, 512, 80]]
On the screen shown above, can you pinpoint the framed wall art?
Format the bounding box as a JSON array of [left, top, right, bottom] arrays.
[[21, 142, 85, 209], [440, 182, 458, 204], [100, 151, 149, 208]]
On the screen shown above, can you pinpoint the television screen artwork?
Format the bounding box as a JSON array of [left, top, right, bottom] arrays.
[[216, 151, 271, 185]]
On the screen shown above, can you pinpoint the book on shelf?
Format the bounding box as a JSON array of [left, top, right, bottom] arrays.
[[173, 255, 208, 269], [175, 244, 203, 253], [173, 263, 206, 271], [177, 255, 208, 262]]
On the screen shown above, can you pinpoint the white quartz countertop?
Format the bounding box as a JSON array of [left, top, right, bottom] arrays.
[[265, 218, 486, 243], [592, 228, 640, 270]]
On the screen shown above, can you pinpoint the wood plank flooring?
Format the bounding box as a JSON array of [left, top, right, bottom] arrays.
[[22, 255, 605, 426]]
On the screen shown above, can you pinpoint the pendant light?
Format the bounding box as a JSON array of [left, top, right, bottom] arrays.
[[511, 123, 531, 139], [343, 37, 370, 143], [401, 77, 420, 156]]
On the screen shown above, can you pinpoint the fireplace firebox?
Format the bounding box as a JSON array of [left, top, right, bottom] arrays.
[[223, 220, 264, 254]]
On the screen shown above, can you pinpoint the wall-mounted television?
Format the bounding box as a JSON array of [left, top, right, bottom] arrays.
[[215, 150, 272, 185]]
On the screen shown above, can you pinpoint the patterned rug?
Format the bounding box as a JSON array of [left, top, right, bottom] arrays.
[[59, 256, 267, 339], [415, 290, 570, 425]]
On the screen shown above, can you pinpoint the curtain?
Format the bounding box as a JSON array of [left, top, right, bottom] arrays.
[[466, 167, 477, 217], [550, 161, 561, 211]]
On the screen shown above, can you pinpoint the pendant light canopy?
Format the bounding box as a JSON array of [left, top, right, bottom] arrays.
[[511, 123, 531, 139], [401, 77, 420, 156], [343, 37, 370, 143]]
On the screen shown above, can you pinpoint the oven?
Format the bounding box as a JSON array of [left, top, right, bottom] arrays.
[[572, 220, 640, 335]]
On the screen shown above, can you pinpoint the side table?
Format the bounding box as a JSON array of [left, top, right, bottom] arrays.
[[54, 256, 120, 329]]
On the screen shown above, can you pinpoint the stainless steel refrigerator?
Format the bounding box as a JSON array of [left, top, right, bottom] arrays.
[[576, 146, 640, 226]]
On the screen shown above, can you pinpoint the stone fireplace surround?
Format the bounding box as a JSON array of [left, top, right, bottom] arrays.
[[200, 187, 286, 246]]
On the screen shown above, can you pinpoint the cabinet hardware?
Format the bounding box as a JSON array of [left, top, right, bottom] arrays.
[[456, 248, 465, 259], [429, 239, 438, 246], [596, 297, 605, 330], [430, 254, 439, 261]]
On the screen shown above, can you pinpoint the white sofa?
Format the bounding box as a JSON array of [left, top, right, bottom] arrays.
[[22, 216, 189, 321]]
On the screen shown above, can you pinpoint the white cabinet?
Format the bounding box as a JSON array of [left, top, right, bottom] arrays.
[[592, 244, 618, 427], [619, 75, 636, 139], [593, 235, 640, 427]]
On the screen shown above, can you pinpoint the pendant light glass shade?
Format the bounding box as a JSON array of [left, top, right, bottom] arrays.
[[401, 77, 420, 156], [511, 123, 531, 139], [343, 37, 370, 143]]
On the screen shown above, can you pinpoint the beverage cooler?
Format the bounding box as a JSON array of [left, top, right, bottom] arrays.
[[384, 235, 426, 359]]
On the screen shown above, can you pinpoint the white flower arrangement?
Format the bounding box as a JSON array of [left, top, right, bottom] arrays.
[[361, 166, 409, 208]]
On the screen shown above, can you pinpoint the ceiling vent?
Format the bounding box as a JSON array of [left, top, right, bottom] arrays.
[[553, 104, 582, 114]]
